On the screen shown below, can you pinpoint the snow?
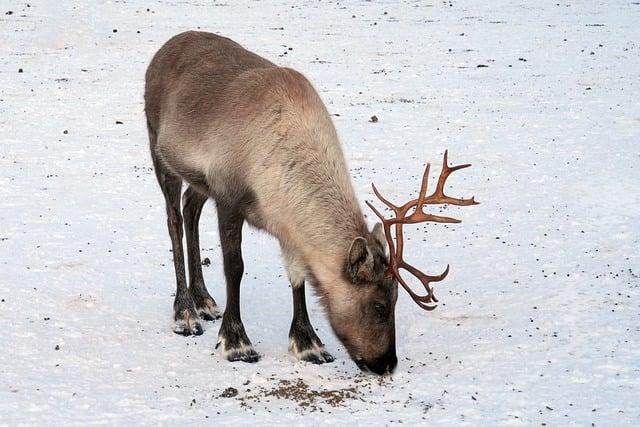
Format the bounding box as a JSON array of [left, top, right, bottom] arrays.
[[1, 0, 639, 425]]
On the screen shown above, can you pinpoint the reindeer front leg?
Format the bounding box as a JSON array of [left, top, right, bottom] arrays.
[[215, 202, 259, 363], [283, 250, 334, 364]]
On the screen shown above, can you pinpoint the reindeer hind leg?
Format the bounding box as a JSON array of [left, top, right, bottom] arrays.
[[183, 186, 221, 321], [150, 148, 203, 336]]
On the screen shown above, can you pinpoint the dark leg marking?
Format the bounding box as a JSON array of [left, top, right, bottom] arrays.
[[289, 282, 334, 364], [215, 202, 259, 363], [182, 186, 221, 321]]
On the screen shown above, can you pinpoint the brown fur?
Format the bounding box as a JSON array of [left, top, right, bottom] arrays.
[[145, 31, 397, 374]]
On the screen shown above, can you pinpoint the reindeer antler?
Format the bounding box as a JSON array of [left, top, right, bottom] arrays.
[[365, 151, 478, 311]]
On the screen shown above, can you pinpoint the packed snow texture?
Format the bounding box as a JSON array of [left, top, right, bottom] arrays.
[[1, 1, 639, 425]]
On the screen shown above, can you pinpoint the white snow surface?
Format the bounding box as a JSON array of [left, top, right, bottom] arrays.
[[1, 1, 639, 425]]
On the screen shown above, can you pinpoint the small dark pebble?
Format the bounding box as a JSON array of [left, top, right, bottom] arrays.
[[115, 120, 123, 124], [55, 345, 60, 350], [6, 11, 13, 15], [477, 64, 488, 68], [113, 29, 118, 33], [63, 130, 68, 134], [220, 387, 238, 398], [18, 68, 23, 73], [202, 257, 211, 266], [369, 115, 378, 123]]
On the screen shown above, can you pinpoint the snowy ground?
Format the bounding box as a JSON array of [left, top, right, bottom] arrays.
[[1, 0, 639, 425]]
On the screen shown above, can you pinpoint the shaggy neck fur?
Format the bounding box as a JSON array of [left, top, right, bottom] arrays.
[[264, 123, 369, 300]]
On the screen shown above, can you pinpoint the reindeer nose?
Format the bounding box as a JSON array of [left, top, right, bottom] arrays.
[[365, 351, 398, 375]]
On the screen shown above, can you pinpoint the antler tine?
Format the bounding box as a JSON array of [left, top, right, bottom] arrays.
[[394, 273, 439, 311], [398, 157, 477, 214], [401, 262, 450, 284], [414, 163, 431, 215], [402, 211, 462, 225], [399, 262, 450, 303], [371, 183, 401, 214], [365, 200, 386, 223], [430, 150, 478, 206]]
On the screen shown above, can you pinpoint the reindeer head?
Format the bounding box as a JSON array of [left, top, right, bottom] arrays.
[[326, 151, 478, 375], [323, 223, 399, 375]]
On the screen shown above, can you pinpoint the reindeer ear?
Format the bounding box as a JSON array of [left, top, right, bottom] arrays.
[[347, 237, 374, 283], [372, 222, 387, 255]]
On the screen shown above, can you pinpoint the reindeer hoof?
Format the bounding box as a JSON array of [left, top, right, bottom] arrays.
[[176, 323, 203, 336], [216, 339, 260, 363], [173, 319, 203, 336], [303, 349, 335, 365], [196, 298, 221, 321], [173, 306, 203, 336], [190, 289, 222, 321], [227, 347, 261, 363], [289, 339, 335, 364]]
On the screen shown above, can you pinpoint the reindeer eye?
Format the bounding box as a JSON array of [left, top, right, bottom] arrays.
[[373, 302, 386, 318]]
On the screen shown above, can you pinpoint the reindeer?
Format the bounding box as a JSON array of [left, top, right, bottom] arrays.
[[144, 31, 477, 375]]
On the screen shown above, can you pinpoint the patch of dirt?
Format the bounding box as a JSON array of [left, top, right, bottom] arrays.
[[220, 387, 238, 398], [235, 378, 362, 412]]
